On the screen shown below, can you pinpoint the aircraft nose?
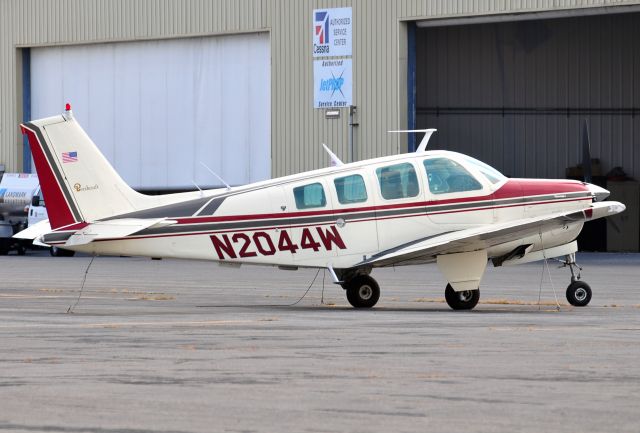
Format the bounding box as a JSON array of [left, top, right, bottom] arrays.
[[586, 183, 610, 202]]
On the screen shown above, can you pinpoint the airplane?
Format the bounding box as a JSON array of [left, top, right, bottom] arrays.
[[17, 105, 625, 310]]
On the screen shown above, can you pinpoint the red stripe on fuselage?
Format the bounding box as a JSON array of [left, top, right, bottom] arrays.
[[70, 195, 592, 244], [21, 125, 77, 229], [173, 179, 590, 225]]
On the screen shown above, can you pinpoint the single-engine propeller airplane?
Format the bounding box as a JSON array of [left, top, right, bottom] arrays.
[[18, 105, 625, 310]]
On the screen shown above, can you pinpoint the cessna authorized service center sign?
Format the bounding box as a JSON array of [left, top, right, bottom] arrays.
[[312, 7, 352, 57], [313, 7, 353, 109]]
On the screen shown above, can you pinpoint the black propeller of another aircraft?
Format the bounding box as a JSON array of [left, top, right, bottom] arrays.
[[582, 119, 592, 183]]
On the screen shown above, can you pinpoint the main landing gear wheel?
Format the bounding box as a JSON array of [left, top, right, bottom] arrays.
[[445, 284, 480, 310], [566, 281, 592, 307], [343, 275, 380, 309]]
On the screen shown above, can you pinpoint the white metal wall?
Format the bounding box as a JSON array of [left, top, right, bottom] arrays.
[[30, 33, 271, 189]]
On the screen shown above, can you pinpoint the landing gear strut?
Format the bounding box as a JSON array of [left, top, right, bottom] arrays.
[[560, 253, 592, 307], [341, 274, 380, 309]]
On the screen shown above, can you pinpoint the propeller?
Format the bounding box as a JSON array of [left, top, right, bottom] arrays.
[[581, 119, 592, 183]]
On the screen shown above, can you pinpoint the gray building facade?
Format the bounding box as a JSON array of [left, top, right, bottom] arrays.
[[1, 0, 638, 183]]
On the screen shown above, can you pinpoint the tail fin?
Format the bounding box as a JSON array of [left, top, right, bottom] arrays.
[[21, 109, 147, 229]]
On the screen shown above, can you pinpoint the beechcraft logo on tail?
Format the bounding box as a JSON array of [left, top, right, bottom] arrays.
[[62, 151, 78, 163]]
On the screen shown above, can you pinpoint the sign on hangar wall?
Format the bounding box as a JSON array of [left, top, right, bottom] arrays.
[[313, 7, 353, 109], [313, 59, 352, 108], [312, 7, 352, 57]]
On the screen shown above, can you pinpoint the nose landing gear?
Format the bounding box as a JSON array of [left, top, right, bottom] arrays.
[[560, 253, 592, 307]]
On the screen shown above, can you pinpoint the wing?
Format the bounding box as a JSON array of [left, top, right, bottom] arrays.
[[358, 201, 625, 268]]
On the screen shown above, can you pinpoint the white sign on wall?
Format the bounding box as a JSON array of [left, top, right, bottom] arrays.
[[313, 59, 352, 108], [312, 7, 352, 57]]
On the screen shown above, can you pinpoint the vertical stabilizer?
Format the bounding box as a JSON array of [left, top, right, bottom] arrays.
[[21, 111, 149, 229]]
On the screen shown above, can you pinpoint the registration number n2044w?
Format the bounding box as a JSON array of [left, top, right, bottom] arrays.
[[210, 226, 346, 259]]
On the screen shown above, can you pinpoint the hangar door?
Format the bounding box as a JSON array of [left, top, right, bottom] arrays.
[[413, 12, 640, 180], [30, 33, 270, 190]]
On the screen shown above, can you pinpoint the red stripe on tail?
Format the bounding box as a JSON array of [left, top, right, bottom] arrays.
[[21, 125, 78, 229]]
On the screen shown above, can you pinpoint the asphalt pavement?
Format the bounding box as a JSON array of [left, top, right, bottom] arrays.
[[1, 250, 639, 433]]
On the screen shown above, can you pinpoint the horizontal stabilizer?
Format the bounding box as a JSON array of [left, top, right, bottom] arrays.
[[65, 218, 176, 246], [13, 219, 52, 241], [13, 219, 53, 246]]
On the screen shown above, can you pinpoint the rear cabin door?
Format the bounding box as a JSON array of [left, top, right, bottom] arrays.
[[326, 170, 379, 261]]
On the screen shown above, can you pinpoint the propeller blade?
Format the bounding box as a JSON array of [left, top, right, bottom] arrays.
[[582, 120, 592, 183]]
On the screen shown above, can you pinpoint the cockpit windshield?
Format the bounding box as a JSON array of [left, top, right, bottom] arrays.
[[459, 155, 507, 184]]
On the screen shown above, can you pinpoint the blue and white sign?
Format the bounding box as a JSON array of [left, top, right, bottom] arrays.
[[314, 59, 352, 108], [312, 7, 352, 57]]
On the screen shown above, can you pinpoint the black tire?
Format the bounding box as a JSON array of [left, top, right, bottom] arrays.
[[344, 275, 380, 309], [50, 246, 76, 257], [445, 284, 480, 310], [566, 281, 591, 307]]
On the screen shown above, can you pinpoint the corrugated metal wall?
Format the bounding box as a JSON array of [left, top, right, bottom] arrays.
[[1, 0, 638, 178], [416, 12, 640, 179], [0, 0, 270, 174]]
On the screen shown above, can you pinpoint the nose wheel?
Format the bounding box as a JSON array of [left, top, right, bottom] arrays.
[[560, 254, 592, 307], [566, 280, 592, 307]]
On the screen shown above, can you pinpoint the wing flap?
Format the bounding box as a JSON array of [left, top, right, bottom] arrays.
[[360, 201, 624, 267]]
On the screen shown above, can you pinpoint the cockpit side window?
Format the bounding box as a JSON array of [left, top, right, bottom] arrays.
[[423, 158, 483, 194], [376, 162, 420, 200], [293, 183, 327, 209], [459, 155, 506, 184]]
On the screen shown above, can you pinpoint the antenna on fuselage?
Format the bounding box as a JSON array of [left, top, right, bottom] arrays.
[[322, 143, 344, 167], [191, 181, 204, 197], [388, 128, 437, 153], [199, 162, 232, 191]]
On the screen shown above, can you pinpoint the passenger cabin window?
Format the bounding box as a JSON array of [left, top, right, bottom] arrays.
[[293, 183, 326, 209], [376, 163, 420, 200], [423, 158, 483, 194], [334, 174, 367, 204]]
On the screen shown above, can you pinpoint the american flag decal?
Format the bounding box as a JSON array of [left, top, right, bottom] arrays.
[[62, 151, 78, 163]]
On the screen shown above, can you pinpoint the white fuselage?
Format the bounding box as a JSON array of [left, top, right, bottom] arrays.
[[51, 150, 591, 270]]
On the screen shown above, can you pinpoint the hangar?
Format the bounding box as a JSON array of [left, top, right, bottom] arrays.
[[0, 0, 638, 248]]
